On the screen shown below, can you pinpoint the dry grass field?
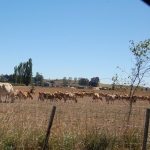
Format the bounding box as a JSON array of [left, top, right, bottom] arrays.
[[0, 86, 150, 149]]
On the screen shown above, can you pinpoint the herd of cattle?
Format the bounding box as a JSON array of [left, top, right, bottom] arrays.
[[37, 91, 150, 104], [0, 82, 150, 104]]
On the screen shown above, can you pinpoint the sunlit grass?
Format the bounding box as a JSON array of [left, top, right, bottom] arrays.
[[0, 88, 149, 149]]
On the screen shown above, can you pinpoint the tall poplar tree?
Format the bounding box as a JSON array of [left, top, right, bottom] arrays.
[[13, 58, 33, 86]]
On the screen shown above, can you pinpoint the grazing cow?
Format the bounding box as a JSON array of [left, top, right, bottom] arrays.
[[17, 91, 25, 100], [131, 95, 137, 103], [38, 92, 55, 102], [25, 91, 33, 99], [53, 91, 62, 101], [105, 94, 117, 104], [38, 92, 45, 101], [138, 96, 144, 101], [118, 94, 129, 102], [16, 91, 33, 100], [0, 83, 15, 103], [74, 92, 84, 98], [14, 90, 20, 100], [47, 93, 55, 102], [30, 89, 35, 95], [64, 92, 77, 103], [146, 96, 150, 103], [85, 92, 94, 97], [99, 93, 107, 98], [92, 93, 102, 102]]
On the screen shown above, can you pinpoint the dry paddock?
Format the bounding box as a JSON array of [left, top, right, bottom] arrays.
[[0, 86, 150, 149]]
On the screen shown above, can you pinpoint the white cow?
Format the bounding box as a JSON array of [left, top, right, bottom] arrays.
[[0, 83, 15, 103]]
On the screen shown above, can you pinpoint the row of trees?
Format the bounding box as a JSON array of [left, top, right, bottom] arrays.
[[0, 57, 100, 87], [0, 72, 44, 86], [62, 77, 81, 84], [0, 74, 13, 82], [0, 72, 100, 87], [78, 77, 100, 87], [0, 59, 34, 86], [61, 77, 100, 87]]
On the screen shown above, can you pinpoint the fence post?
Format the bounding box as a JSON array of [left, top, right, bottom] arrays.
[[42, 106, 56, 150], [142, 108, 150, 150]]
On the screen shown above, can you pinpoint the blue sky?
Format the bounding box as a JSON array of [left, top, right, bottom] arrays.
[[0, 0, 150, 85]]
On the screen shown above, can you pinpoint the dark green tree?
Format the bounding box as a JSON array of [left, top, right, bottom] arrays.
[[23, 58, 32, 86], [68, 77, 72, 84], [79, 78, 89, 86], [17, 62, 24, 83], [13, 66, 18, 84], [34, 72, 44, 86], [74, 77, 77, 83], [63, 77, 68, 86], [89, 77, 100, 87], [50, 81, 55, 87], [13, 58, 33, 86]]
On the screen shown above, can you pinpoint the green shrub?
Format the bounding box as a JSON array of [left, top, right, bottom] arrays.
[[2, 134, 17, 150]]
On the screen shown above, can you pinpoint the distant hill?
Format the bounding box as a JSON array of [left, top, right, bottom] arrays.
[[99, 83, 112, 88], [43, 79, 79, 87], [43, 79, 149, 91], [44, 79, 112, 88]]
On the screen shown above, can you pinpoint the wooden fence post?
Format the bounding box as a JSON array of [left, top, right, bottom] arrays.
[[142, 108, 150, 150], [42, 106, 56, 150]]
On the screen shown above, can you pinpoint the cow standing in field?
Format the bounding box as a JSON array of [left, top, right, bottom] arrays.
[[92, 93, 102, 102], [74, 92, 84, 98], [0, 83, 15, 103], [64, 92, 77, 103], [105, 94, 117, 104], [15, 91, 33, 101], [30, 89, 35, 95], [38, 92, 56, 102], [38, 92, 45, 101]]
